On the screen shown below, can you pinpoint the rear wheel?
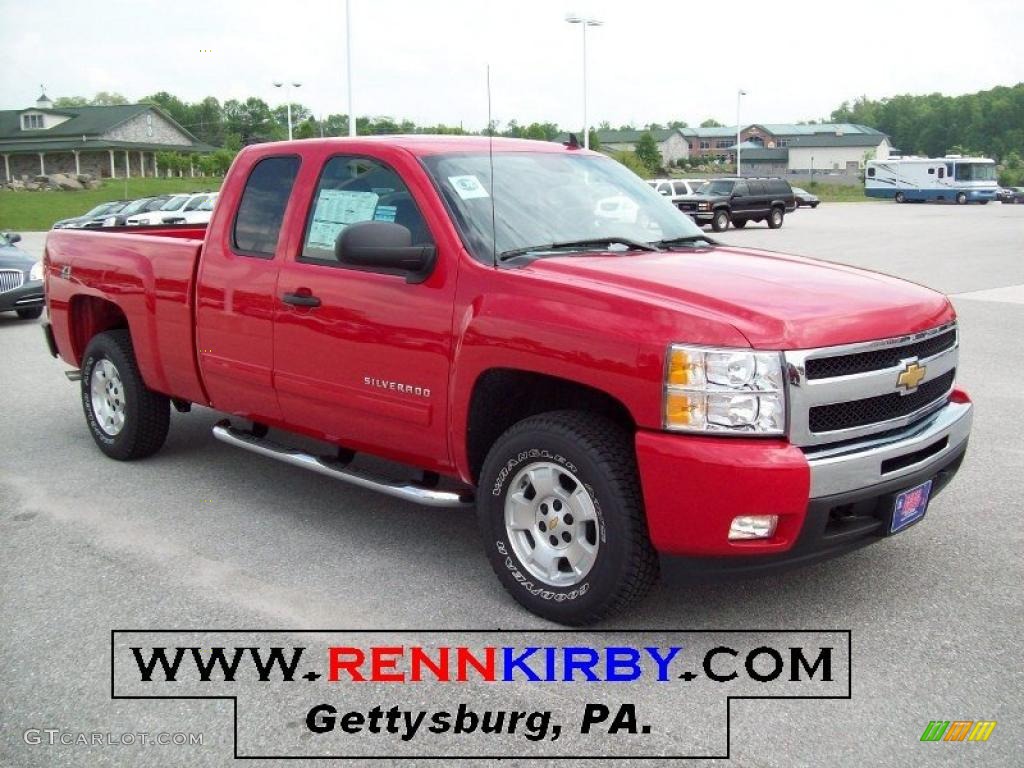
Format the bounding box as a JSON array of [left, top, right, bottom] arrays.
[[81, 330, 170, 460], [16, 307, 43, 320], [711, 210, 730, 232], [477, 411, 658, 625], [767, 206, 784, 229], [895, 192, 906, 203], [956, 192, 968, 205]]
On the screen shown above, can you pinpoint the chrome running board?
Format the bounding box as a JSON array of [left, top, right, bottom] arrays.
[[211, 421, 473, 508]]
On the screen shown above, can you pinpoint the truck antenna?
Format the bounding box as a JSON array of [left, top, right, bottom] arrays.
[[487, 64, 497, 270]]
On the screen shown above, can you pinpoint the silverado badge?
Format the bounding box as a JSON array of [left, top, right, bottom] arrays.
[[896, 360, 927, 394]]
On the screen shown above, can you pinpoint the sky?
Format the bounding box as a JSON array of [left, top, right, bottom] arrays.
[[1, 0, 1022, 130]]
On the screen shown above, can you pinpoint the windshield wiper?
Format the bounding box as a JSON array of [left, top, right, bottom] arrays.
[[652, 234, 717, 247], [499, 237, 660, 261]]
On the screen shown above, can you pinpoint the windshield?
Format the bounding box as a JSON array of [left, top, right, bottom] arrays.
[[421, 152, 703, 263], [697, 180, 735, 195], [83, 203, 115, 217], [121, 198, 153, 215], [160, 195, 190, 211], [954, 163, 996, 182]]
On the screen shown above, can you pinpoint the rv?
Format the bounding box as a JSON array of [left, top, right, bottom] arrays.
[[865, 156, 998, 204]]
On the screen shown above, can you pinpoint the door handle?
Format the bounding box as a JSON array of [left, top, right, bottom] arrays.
[[281, 291, 321, 308]]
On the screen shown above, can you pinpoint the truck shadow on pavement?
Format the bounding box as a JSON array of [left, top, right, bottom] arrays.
[[158, 407, 893, 629]]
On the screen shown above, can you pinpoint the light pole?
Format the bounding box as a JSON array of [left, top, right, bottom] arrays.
[[272, 81, 303, 141], [736, 89, 747, 177], [565, 14, 602, 149], [346, 0, 356, 136]]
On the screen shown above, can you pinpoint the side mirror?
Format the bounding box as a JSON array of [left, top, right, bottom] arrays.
[[6, 232, 21, 243], [335, 221, 435, 284]]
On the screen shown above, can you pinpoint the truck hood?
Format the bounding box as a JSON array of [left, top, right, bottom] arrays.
[[526, 245, 954, 349]]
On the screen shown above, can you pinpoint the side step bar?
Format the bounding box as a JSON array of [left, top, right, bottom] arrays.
[[212, 422, 473, 508]]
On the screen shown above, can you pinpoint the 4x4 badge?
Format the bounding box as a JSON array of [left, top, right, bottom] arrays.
[[896, 360, 926, 394]]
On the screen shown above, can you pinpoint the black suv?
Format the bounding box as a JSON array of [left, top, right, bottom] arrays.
[[675, 178, 796, 231]]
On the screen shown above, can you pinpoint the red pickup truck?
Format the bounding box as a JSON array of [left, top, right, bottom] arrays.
[[42, 136, 972, 624]]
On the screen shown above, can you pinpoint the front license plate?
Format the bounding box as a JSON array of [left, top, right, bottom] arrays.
[[891, 480, 933, 533]]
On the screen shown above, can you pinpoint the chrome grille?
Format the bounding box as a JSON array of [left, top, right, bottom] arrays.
[[0, 269, 25, 293], [785, 323, 958, 447], [805, 328, 957, 379], [808, 370, 956, 432]]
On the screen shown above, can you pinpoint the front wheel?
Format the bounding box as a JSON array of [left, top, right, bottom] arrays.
[[895, 192, 906, 203], [956, 192, 968, 205], [81, 330, 170, 460], [711, 210, 730, 232], [477, 411, 658, 625], [767, 206, 784, 229], [16, 307, 43, 320]]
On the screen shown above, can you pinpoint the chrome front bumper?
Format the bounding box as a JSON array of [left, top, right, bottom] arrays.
[[805, 399, 972, 497]]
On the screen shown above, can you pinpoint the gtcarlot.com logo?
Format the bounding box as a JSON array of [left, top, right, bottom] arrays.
[[920, 720, 997, 743]]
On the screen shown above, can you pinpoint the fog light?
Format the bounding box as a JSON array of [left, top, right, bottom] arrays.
[[729, 515, 778, 540]]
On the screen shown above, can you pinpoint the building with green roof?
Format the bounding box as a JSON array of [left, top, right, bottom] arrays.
[[0, 92, 214, 182]]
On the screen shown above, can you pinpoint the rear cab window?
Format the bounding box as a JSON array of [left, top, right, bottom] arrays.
[[232, 156, 301, 257]]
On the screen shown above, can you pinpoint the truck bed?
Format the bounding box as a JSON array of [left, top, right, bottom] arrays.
[[45, 226, 208, 404]]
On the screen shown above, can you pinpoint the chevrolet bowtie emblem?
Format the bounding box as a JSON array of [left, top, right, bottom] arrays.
[[896, 360, 927, 393]]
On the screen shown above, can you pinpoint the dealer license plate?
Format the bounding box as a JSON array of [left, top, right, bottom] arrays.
[[890, 480, 933, 533]]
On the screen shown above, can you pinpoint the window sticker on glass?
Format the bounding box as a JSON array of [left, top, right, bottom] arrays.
[[306, 189, 380, 248], [448, 175, 490, 200], [373, 204, 397, 223]]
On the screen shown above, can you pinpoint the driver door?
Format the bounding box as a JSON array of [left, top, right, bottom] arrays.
[[272, 153, 456, 470]]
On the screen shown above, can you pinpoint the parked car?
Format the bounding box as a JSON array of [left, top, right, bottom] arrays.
[[997, 186, 1024, 204], [101, 196, 172, 227], [160, 193, 218, 225], [647, 178, 704, 201], [675, 177, 797, 231], [126, 194, 192, 226], [52, 201, 127, 229], [0, 232, 44, 320], [43, 137, 972, 625], [792, 187, 820, 208]]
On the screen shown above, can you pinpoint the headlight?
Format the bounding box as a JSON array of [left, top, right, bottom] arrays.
[[664, 344, 786, 434], [30, 261, 44, 281], [698, 201, 710, 210]]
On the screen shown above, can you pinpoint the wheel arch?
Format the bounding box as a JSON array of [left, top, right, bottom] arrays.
[[68, 294, 131, 365], [464, 368, 636, 484]]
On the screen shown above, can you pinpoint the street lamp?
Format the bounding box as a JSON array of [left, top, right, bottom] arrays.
[[272, 81, 303, 141], [736, 89, 747, 177], [565, 13, 602, 149], [346, 0, 356, 136]]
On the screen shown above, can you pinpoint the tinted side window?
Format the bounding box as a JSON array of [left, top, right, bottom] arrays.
[[767, 179, 788, 194], [301, 155, 433, 263], [672, 182, 689, 196], [233, 156, 300, 257], [747, 181, 766, 195], [734, 181, 750, 196]]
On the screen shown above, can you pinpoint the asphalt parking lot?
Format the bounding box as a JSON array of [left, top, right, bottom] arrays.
[[2, 202, 1023, 766]]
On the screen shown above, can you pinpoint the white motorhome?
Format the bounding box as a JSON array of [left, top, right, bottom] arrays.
[[865, 156, 998, 204]]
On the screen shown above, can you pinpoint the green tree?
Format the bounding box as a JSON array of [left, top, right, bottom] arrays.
[[587, 129, 601, 150], [90, 91, 129, 105], [53, 95, 88, 107], [613, 150, 651, 177], [700, 118, 724, 127], [634, 132, 662, 171]]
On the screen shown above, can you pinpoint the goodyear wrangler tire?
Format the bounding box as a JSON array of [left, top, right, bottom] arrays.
[[81, 330, 170, 460], [477, 410, 658, 625]]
